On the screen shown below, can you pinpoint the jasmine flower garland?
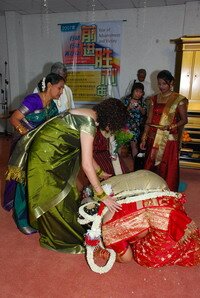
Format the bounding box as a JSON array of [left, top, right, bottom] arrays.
[[82, 184, 117, 274], [42, 77, 46, 91]]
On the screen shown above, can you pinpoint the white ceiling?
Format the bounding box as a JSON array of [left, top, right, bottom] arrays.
[[0, 0, 198, 16]]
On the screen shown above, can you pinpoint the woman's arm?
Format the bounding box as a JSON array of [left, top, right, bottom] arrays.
[[169, 98, 188, 130], [9, 110, 28, 135], [139, 105, 146, 116], [81, 131, 102, 193], [170, 98, 188, 144], [80, 131, 121, 212], [92, 158, 112, 180]]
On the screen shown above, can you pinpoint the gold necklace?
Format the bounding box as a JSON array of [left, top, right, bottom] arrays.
[[158, 91, 172, 102], [160, 91, 172, 97]]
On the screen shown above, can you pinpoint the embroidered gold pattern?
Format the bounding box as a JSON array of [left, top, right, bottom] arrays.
[[5, 165, 25, 183], [102, 207, 171, 246]]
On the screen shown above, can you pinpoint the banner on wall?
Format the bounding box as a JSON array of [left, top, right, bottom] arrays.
[[60, 21, 123, 104]]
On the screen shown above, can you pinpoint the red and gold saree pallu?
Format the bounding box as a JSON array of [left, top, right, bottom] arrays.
[[151, 93, 185, 166], [102, 194, 200, 267]]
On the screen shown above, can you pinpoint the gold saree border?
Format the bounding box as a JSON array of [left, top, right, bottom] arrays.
[[152, 93, 185, 165]]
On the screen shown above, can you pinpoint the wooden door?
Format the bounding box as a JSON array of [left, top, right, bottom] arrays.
[[179, 51, 194, 99], [191, 51, 200, 105]]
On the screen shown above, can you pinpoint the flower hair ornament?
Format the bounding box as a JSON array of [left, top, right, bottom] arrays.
[[42, 77, 46, 91]]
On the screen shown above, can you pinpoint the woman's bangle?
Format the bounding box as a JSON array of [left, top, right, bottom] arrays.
[[94, 190, 107, 201], [96, 167, 103, 177], [169, 124, 177, 130], [15, 124, 28, 135]]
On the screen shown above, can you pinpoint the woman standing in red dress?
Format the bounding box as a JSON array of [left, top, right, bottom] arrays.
[[140, 70, 188, 191]]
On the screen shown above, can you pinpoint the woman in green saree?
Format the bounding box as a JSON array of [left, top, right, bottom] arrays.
[[6, 98, 128, 253]]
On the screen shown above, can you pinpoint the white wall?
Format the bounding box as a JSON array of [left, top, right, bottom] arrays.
[[0, 1, 200, 132], [0, 16, 8, 131], [22, 5, 185, 97], [0, 17, 8, 87]]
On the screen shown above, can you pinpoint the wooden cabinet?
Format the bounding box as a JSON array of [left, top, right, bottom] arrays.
[[171, 36, 200, 169], [180, 112, 200, 169]]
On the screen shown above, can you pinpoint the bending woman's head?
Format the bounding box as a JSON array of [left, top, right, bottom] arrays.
[[93, 98, 128, 132], [38, 73, 65, 92]]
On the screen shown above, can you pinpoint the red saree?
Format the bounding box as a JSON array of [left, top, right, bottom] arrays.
[[102, 193, 200, 267], [144, 93, 186, 191]]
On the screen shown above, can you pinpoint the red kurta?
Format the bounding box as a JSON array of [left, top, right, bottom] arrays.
[[93, 129, 128, 175]]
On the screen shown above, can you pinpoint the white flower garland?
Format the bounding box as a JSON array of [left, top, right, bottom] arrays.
[[42, 77, 46, 91], [84, 209, 117, 274], [86, 245, 116, 274], [84, 184, 117, 274], [78, 202, 99, 225], [80, 185, 182, 274], [117, 190, 181, 204]]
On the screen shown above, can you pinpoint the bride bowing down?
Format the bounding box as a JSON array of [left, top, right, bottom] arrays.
[[79, 170, 200, 274]]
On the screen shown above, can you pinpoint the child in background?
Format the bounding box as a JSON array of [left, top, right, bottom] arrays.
[[121, 82, 147, 171]]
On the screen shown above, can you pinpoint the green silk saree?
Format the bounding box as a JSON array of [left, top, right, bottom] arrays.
[[7, 112, 96, 253]]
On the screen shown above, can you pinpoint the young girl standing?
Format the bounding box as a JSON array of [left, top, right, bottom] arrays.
[[121, 82, 147, 170]]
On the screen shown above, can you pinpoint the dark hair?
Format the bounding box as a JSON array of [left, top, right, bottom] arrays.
[[130, 82, 144, 96], [93, 98, 128, 132], [137, 68, 146, 75], [38, 73, 65, 92], [157, 70, 174, 85]]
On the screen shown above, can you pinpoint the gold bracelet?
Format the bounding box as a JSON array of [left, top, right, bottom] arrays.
[[95, 190, 107, 201], [96, 167, 103, 177], [15, 124, 27, 135]]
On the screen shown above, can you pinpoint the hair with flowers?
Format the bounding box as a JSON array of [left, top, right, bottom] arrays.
[[41, 77, 46, 92], [37, 73, 65, 92]]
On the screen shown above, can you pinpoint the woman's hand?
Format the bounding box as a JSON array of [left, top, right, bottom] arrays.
[[169, 123, 177, 132], [160, 125, 170, 131], [140, 140, 146, 150], [103, 196, 121, 212], [10, 110, 28, 135], [139, 106, 146, 115]]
